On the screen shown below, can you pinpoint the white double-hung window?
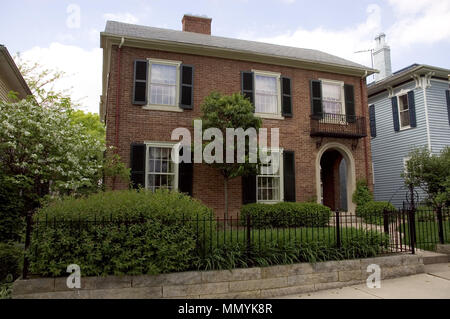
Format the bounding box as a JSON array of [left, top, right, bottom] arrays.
[[147, 59, 181, 110], [397, 93, 411, 129], [257, 149, 283, 203], [145, 142, 179, 191], [321, 79, 345, 115], [254, 70, 282, 117]]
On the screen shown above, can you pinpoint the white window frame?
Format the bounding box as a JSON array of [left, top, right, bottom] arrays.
[[143, 58, 183, 113], [144, 141, 179, 191], [252, 70, 284, 120], [256, 148, 284, 203], [319, 79, 346, 124], [397, 91, 411, 130]]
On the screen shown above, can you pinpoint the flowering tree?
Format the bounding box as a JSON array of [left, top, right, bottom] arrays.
[[0, 100, 102, 206]]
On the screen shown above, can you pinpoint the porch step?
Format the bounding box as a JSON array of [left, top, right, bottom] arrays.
[[416, 250, 449, 265]]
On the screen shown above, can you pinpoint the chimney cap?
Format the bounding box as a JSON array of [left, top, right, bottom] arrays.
[[375, 33, 386, 40], [182, 14, 212, 21]]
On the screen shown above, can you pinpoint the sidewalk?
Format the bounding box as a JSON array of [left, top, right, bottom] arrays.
[[276, 263, 450, 299]]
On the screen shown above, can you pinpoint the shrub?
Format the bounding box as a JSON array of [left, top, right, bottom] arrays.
[[240, 202, 332, 228], [197, 230, 389, 270], [0, 243, 22, 283], [356, 201, 396, 225], [352, 179, 373, 207], [29, 189, 213, 277], [0, 173, 25, 242]]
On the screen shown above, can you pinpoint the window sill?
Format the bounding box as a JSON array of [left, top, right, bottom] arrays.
[[257, 200, 283, 204], [399, 125, 412, 131], [254, 113, 285, 120], [142, 104, 184, 112]]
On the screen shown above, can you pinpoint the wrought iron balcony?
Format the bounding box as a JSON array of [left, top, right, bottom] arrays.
[[310, 113, 367, 138]]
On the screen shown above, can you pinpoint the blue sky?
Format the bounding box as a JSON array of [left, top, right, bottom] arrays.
[[1, 0, 449, 113]]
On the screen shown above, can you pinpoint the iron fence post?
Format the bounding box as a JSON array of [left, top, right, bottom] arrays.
[[436, 206, 445, 245], [383, 208, 389, 235], [335, 210, 341, 248], [22, 210, 33, 279], [246, 213, 251, 254], [407, 208, 416, 254]]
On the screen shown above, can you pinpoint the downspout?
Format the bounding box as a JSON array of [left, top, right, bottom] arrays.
[[360, 71, 370, 185], [113, 37, 124, 189], [421, 73, 432, 152]]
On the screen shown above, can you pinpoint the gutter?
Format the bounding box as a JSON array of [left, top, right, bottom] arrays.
[[360, 71, 370, 185], [112, 37, 124, 189]]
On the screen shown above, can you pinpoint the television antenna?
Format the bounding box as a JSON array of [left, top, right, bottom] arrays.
[[354, 48, 374, 83]]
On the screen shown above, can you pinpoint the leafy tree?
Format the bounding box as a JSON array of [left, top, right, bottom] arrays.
[[0, 57, 129, 243], [403, 146, 450, 209], [200, 92, 262, 219], [15, 53, 72, 108]]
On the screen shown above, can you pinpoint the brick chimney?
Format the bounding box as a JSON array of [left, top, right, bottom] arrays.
[[182, 14, 212, 35]]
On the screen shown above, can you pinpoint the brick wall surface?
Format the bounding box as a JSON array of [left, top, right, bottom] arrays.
[[105, 45, 373, 217]]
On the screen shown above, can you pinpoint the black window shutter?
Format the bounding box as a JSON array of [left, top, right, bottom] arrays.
[[283, 151, 296, 202], [391, 96, 400, 132], [130, 143, 146, 189], [446, 90, 450, 126], [241, 71, 254, 107], [407, 90, 417, 128], [310, 80, 323, 119], [132, 60, 148, 105], [369, 104, 377, 138], [281, 77, 292, 117], [242, 174, 256, 204], [178, 145, 193, 196], [180, 64, 194, 109], [344, 84, 356, 123]]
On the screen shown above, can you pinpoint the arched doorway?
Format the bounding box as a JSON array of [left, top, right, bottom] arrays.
[[316, 143, 356, 213]]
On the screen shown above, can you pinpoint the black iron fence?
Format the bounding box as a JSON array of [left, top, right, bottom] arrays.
[[405, 207, 450, 251], [310, 112, 367, 138], [22, 208, 421, 279]]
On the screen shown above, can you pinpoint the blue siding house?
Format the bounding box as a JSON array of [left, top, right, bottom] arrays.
[[368, 37, 450, 207]]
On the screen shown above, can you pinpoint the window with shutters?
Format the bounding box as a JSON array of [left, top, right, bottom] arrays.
[[397, 93, 411, 129], [253, 70, 282, 118], [145, 142, 179, 191], [257, 149, 284, 203], [145, 59, 182, 112], [321, 79, 345, 116]]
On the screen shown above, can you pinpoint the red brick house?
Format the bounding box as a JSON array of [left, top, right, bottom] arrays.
[[100, 15, 376, 217]]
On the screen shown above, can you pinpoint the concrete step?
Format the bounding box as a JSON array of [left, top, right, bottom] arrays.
[[416, 250, 449, 265]]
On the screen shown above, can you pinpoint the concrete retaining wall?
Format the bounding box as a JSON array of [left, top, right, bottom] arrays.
[[13, 254, 424, 299]]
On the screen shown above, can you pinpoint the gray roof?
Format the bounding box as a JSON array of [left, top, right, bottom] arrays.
[[103, 21, 371, 71]]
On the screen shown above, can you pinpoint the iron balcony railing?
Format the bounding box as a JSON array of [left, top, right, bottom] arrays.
[[310, 112, 367, 138]]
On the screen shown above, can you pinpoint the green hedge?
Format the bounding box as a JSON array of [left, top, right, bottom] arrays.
[[356, 201, 397, 225], [240, 202, 332, 228], [29, 189, 213, 277], [0, 243, 22, 283]]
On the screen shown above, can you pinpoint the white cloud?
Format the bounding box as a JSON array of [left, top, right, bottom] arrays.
[[387, 0, 450, 47], [252, 4, 382, 68], [246, 1, 450, 69], [103, 12, 139, 24], [19, 43, 102, 114]]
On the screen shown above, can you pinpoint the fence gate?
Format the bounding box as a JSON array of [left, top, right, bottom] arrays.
[[382, 209, 415, 254]]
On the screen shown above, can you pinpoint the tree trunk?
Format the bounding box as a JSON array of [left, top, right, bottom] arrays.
[[224, 176, 228, 220]]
